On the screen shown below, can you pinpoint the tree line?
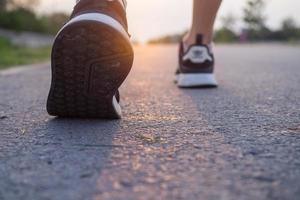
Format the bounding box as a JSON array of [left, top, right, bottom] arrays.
[[150, 0, 300, 44], [0, 0, 299, 42], [0, 0, 68, 34], [215, 0, 300, 42]]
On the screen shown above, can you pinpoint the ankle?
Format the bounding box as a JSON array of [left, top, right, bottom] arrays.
[[183, 31, 213, 47]]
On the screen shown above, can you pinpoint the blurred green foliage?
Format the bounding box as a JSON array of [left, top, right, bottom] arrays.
[[243, 0, 266, 32], [0, 36, 51, 69], [214, 28, 238, 43], [0, 8, 44, 32], [0, 0, 39, 11], [0, 8, 68, 35], [0, 0, 68, 35], [149, 0, 300, 44], [0, 0, 63, 68], [241, 0, 300, 42]]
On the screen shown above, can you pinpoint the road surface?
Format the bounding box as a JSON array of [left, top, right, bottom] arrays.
[[0, 44, 299, 200]]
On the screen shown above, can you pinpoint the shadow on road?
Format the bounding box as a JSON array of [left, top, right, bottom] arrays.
[[31, 118, 122, 199]]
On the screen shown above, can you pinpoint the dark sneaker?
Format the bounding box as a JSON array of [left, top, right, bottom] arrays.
[[47, 0, 133, 119], [176, 34, 217, 88]]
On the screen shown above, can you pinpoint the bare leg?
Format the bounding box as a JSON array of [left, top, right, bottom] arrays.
[[184, 0, 222, 46]]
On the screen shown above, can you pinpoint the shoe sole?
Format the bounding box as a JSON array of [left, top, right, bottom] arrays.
[[176, 73, 218, 88], [47, 14, 133, 119]]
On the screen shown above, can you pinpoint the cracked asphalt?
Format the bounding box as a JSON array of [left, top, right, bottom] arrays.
[[0, 44, 299, 200]]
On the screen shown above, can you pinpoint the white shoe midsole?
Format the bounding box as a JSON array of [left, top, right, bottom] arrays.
[[112, 96, 122, 118], [176, 73, 218, 87], [57, 13, 130, 43]]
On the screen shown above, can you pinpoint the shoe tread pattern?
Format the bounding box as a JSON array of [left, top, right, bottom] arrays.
[[47, 21, 133, 118]]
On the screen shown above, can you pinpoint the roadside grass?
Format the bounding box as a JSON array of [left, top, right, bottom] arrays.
[[0, 36, 51, 70]]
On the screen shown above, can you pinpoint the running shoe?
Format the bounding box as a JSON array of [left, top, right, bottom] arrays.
[[176, 34, 217, 88], [47, 0, 133, 119]]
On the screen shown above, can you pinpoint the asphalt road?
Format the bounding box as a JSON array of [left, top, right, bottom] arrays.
[[0, 44, 299, 200]]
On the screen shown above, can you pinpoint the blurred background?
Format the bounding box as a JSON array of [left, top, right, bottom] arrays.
[[0, 0, 299, 69]]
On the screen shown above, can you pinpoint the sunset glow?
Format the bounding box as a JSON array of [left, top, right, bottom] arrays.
[[38, 0, 300, 42]]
